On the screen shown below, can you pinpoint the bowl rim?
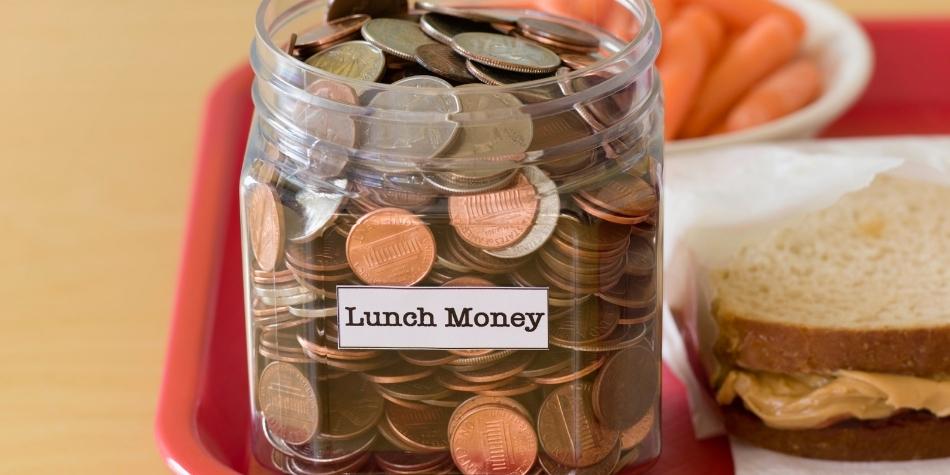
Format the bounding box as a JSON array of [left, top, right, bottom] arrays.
[[666, 0, 874, 155]]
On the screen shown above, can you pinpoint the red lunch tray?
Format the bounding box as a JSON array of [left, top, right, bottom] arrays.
[[155, 20, 950, 475]]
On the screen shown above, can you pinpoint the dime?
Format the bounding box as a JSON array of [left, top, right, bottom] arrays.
[[420, 12, 497, 45], [247, 183, 285, 272], [295, 80, 358, 179], [258, 362, 319, 445], [415, 43, 477, 83], [448, 173, 539, 251], [465, 59, 550, 86], [305, 41, 386, 82], [592, 345, 658, 430], [359, 75, 460, 159], [487, 167, 559, 258], [295, 14, 370, 55], [362, 18, 437, 62], [620, 407, 655, 450], [320, 373, 384, 440], [385, 403, 452, 452], [452, 33, 561, 74], [516, 17, 600, 49], [537, 382, 619, 468], [326, 0, 408, 21], [287, 178, 348, 243], [450, 405, 537, 475], [346, 208, 436, 286]]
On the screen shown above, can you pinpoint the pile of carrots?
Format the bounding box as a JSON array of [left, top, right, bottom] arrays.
[[655, 0, 823, 140]]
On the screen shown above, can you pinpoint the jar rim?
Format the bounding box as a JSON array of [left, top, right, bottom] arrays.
[[253, 0, 659, 95]]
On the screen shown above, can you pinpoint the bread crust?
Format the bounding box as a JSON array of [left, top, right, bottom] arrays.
[[722, 403, 950, 461], [714, 307, 950, 377]]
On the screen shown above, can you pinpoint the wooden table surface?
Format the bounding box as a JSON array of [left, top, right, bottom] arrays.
[[1, 1, 946, 473]]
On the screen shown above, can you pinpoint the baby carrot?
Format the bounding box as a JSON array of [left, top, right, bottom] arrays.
[[653, 0, 676, 31], [679, 13, 801, 138], [658, 5, 724, 139], [723, 58, 823, 132], [683, 0, 805, 38]]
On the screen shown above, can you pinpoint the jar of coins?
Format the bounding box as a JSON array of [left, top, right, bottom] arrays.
[[242, 1, 663, 473]]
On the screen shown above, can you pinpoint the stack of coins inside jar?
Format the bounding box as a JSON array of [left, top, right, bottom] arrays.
[[244, 0, 662, 473]]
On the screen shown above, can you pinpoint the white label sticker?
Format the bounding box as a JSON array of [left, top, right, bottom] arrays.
[[336, 286, 549, 350]]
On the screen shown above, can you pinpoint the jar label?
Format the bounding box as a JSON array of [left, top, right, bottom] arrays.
[[336, 286, 549, 349]]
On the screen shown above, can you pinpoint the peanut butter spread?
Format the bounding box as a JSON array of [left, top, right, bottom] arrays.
[[717, 370, 950, 430]]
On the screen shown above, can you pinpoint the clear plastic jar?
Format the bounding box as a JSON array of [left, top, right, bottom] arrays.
[[241, 1, 662, 473]]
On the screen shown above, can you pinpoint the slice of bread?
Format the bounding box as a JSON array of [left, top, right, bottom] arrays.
[[713, 176, 950, 377], [723, 403, 950, 461]]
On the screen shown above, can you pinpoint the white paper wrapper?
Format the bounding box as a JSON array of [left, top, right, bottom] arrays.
[[661, 136, 950, 474]]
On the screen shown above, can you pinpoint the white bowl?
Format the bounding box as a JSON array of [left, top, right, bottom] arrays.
[[665, 0, 874, 155]]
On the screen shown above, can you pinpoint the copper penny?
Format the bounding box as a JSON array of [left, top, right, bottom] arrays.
[[625, 235, 656, 276], [385, 403, 453, 452], [554, 212, 631, 252], [296, 14, 370, 52], [346, 208, 436, 286], [516, 18, 599, 49], [320, 373, 384, 441], [284, 232, 350, 273], [377, 377, 454, 401], [441, 276, 494, 287], [620, 407, 655, 450], [559, 53, 599, 70], [531, 353, 605, 385], [592, 345, 658, 430], [562, 322, 648, 353], [517, 29, 598, 54], [364, 363, 434, 385], [375, 448, 450, 473], [548, 299, 620, 345], [573, 193, 651, 226], [399, 350, 461, 367], [597, 274, 657, 309], [537, 441, 620, 475], [449, 396, 532, 432], [473, 378, 537, 397], [451, 352, 535, 384], [258, 362, 319, 445], [449, 173, 539, 251], [326, 0, 408, 21], [579, 175, 657, 218], [415, 43, 477, 83], [450, 405, 537, 475], [519, 348, 573, 378], [537, 382, 619, 468], [247, 183, 285, 272], [436, 371, 508, 393]]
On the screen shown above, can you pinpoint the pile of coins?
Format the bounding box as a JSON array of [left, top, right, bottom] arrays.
[[247, 1, 662, 474]]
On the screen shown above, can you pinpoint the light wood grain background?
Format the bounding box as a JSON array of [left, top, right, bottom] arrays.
[[0, 1, 946, 473]]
